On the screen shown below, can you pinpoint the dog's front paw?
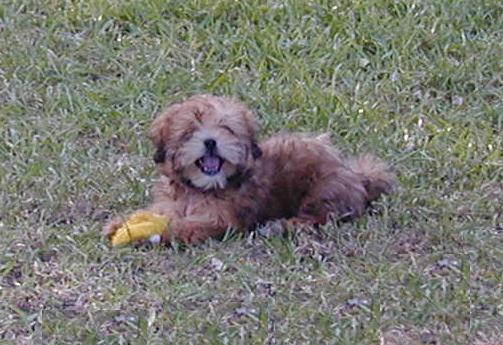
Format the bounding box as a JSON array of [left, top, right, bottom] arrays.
[[103, 216, 124, 239]]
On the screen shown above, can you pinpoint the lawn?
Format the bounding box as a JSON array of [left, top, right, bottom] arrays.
[[0, 0, 502, 344]]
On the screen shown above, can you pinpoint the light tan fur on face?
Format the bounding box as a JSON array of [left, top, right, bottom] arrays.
[[105, 94, 397, 245], [149, 95, 258, 191]]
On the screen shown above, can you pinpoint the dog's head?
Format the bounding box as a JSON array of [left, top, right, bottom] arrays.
[[150, 94, 262, 191]]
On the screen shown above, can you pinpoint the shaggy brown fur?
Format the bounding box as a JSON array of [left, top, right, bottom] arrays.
[[104, 94, 397, 244]]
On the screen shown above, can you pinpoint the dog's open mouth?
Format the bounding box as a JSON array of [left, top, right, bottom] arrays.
[[196, 154, 223, 176]]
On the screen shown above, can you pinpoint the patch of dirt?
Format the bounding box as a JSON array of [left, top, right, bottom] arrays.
[[473, 337, 503, 345], [381, 327, 438, 345], [74, 132, 131, 153], [380, 328, 419, 345], [390, 229, 428, 256], [37, 248, 58, 262], [1, 263, 23, 287], [225, 306, 259, 325], [47, 199, 111, 225], [292, 227, 339, 262], [14, 293, 45, 314]]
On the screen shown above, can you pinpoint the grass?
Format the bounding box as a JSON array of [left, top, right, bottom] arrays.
[[0, 0, 502, 344]]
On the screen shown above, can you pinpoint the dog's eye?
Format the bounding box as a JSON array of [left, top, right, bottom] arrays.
[[180, 130, 193, 142], [194, 110, 203, 123], [219, 125, 236, 136]]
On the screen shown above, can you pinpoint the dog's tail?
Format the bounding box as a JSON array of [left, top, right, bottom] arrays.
[[346, 154, 398, 202]]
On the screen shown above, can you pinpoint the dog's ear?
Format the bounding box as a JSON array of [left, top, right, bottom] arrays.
[[153, 146, 166, 164], [241, 107, 261, 159], [150, 108, 174, 147], [227, 165, 254, 188], [150, 103, 180, 164], [251, 140, 262, 159]]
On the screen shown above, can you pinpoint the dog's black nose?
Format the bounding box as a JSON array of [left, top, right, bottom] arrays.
[[204, 139, 217, 150]]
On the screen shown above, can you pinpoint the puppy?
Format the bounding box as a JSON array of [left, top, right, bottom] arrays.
[[104, 95, 396, 244]]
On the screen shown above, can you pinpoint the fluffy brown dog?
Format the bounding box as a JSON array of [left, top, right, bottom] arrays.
[[104, 94, 396, 244]]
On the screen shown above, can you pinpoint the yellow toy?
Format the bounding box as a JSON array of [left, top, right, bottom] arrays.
[[110, 211, 169, 246]]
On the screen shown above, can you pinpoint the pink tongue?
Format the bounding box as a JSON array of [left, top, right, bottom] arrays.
[[202, 156, 220, 169]]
